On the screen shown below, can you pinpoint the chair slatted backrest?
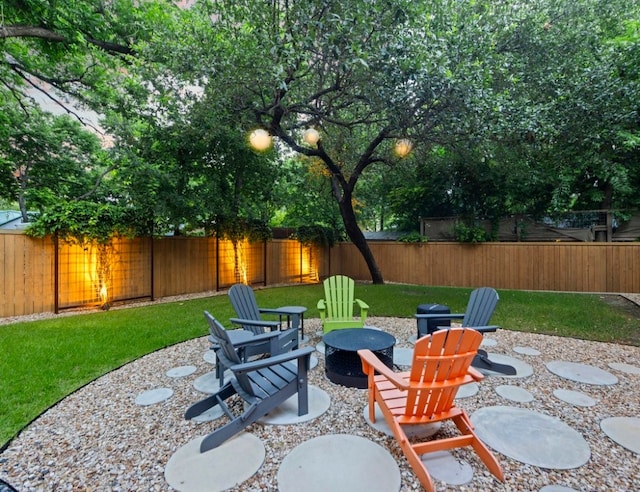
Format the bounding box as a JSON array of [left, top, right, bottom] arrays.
[[406, 328, 482, 418], [229, 284, 264, 335], [462, 287, 499, 327], [323, 275, 355, 320], [204, 311, 255, 396]]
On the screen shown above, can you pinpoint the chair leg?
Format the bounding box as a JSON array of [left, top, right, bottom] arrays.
[[184, 383, 236, 420], [452, 413, 505, 481], [398, 437, 437, 492], [199, 417, 250, 452]]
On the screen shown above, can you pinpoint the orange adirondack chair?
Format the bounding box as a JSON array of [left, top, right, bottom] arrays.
[[358, 328, 504, 492]]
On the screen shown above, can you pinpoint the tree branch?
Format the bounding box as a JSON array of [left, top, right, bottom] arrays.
[[0, 24, 134, 56], [75, 165, 118, 201]]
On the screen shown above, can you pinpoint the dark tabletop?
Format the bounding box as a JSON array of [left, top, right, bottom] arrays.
[[323, 328, 396, 352]]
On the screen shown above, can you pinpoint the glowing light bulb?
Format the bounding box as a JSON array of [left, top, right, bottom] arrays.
[[303, 128, 320, 145], [394, 139, 413, 158], [249, 129, 272, 151]]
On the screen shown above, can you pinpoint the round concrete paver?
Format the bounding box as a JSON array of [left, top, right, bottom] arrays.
[[393, 347, 413, 367], [277, 434, 401, 492], [422, 451, 474, 486], [600, 417, 640, 455], [135, 388, 173, 406], [471, 406, 590, 469], [166, 365, 197, 378], [495, 385, 534, 403], [608, 362, 640, 375], [481, 337, 498, 347], [258, 385, 331, 425], [292, 354, 319, 371], [190, 405, 224, 423], [513, 346, 541, 356], [363, 403, 442, 439], [546, 361, 618, 385], [539, 486, 579, 492], [480, 353, 534, 378], [408, 334, 418, 345], [203, 350, 216, 364], [193, 371, 224, 394], [553, 389, 597, 407], [456, 382, 479, 399], [315, 342, 325, 354], [165, 433, 265, 492]]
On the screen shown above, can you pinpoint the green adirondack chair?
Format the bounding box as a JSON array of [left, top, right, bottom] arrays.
[[317, 275, 369, 333]]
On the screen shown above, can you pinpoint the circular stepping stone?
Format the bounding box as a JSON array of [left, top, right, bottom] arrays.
[[513, 346, 541, 356], [259, 385, 331, 425], [471, 406, 590, 469], [363, 403, 442, 439], [135, 387, 173, 406], [166, 365, 197, 378], [422, 451, 474, 486], [553, 389, 597, 407], [456, 382, 479, 399], [315, 342, 325, 354], [495, 385, 534, 403], [203, 350, 217, 364], [480, 353, 534, 379], [292, 355, 319, 371], [540, 486, 579, 492], [608, 362, 640, 375], [600, 417, 640, 455], [393, 347, 413, 367], [193, 371, 224, 394], [481, 338, 498, 347], [277, 434, 401, 492], [165, 433, 265, 492], [190, 406, 224, 423], [408, 334, 418, 345], [546, 361, 618, 385]]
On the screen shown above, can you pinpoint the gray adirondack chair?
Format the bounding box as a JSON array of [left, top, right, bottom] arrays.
[[415, 287, 500, 337], [186, 312, 314, 453], [415, 287, 515, 374], [228, 283, 298, 354]]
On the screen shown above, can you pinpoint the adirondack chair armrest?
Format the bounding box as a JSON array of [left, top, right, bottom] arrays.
[[231, 346, 314, 374], [258, 307, 296, 317], [471, 325, 500, 333], [229, 317, 281, 331], [354, 298, 369, 315], [232, 330, 281, 346], [317, 299, 327, 319], [358, 349, 409, 390], [468, 366, 485, 381]]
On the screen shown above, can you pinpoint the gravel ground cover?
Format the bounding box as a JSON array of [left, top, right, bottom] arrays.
[[1, 315, 640, 492]]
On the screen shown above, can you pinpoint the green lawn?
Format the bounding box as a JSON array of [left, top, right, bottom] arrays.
[[1, 283, 639, 449]]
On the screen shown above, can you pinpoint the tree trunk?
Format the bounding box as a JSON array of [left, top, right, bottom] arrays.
[[338, 189, 384, 284], [18, 176, 29, 222]]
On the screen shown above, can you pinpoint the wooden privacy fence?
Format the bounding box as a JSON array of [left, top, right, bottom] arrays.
[[2, 232, 639, 318], [331, 241, 640, 294], [0, 233, 324, 318]]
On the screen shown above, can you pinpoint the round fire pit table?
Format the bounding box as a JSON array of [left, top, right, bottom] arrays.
[[323, 328, 396, 388]]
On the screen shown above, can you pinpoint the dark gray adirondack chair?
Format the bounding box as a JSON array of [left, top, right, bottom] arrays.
[[228, 283, 298, 354], [415, 287, 515, 375], [207, 315, 289, 385], [186, 312, 314, 452]]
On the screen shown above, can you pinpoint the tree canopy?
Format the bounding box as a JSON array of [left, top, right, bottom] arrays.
[[1, 0, 639, 283]]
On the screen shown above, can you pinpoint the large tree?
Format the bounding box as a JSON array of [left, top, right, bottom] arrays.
[[146, 0, 510, 283]]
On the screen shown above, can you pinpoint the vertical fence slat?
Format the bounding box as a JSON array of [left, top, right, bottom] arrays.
[[1, 233, 639, 319]]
